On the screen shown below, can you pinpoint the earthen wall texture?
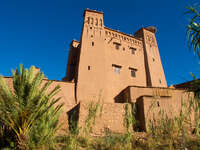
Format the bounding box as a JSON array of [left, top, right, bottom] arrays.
[[77, 102, 130, 135], [136, 92, 194, 131]]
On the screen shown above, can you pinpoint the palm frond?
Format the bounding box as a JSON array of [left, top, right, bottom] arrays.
[[186, 5, 200, 57], [0, 65, 63, 149]]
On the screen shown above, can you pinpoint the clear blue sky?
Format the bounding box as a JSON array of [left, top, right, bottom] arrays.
[[0, 0, 199, 85]]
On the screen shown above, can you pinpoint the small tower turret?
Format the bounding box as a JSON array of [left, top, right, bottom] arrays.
[[135, 26, 167, 87]]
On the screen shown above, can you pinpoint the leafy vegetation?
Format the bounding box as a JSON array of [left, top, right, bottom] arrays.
[[0, 65, 63, 150], [186, 5, 200, 57]]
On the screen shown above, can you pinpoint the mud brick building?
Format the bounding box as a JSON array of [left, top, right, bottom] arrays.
[[3, 9, 193, 134]]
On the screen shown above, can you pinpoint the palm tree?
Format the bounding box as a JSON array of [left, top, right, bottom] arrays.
[[0, 65, 63, 149], [186, 5, 200, 57]]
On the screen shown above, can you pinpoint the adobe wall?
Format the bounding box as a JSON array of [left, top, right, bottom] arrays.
[[121, 86, 186, 103], [76, 102, 130, 135], [41, 79, 76, 132], [136, 92, 194, 131]]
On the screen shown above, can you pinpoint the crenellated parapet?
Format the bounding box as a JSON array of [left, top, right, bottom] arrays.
[[104, 27, 143, 47]]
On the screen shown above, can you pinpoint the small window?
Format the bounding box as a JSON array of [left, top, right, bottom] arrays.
[[157, 101, 160, 107], [153, 58, 155, 61], [88, 66, 91, 70], [159, 79, 162, 84], [112, 64, 121, 74], [91, 18, 94, 25], [92, 42, 94, 46], [113, 42, 121, 50], [95, 18, 98, 26], [123, 47, 125, 51], [129, 67, 137, 77], [87, 17, 90, 24], [100, 19, 102, 27], [130, 47, 136, 54]]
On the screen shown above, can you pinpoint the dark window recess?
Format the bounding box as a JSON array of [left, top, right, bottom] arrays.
[[113, 42, 121, 50], [91, 35, 93, 38], [129, 67, 137, 77], [87, 17, 90, 24], [90, 27, 92, 29], [95, 18, 98, 26], [91, 18, 94, 25], [92, 42, 94, 46], [159, 79, 162, 84], [123, 47, 125, 51], [88, 66, 91, 70], [157, 101, 160, 107], [153, 58, 155, 61], [130, 47, 136, 54]]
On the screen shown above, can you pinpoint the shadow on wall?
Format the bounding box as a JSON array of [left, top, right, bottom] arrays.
[[114, 87, 130, 103], [67, 103, 80, 133]]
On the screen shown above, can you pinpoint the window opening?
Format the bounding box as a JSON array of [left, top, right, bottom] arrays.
[[113, 42, 121, 50], [88, 66, 91, 70], [112, 64, 121, 74], [159, 79, 162, 84], [157, 101, 160, 107], [91, 18, 94, 25], [100, 19, 102, 27], [129, 67, 137, 77], [87, 17, 90, 24], [130, 47, 136, 54], [95, 18, 98, 26]]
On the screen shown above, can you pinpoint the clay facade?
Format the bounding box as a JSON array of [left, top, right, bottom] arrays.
[[63, 9, 167, 103]]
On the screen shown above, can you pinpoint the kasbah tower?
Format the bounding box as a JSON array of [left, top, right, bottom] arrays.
[[63, 9, 167, 102]]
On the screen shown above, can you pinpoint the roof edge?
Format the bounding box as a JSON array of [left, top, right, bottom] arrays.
[[84, 8, 104, 16]]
